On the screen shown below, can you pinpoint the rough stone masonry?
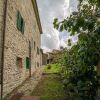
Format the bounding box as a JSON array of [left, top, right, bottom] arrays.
[[0, 0, 43, 98]]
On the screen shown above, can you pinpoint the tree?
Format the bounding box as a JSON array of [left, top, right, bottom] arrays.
[[53, 0, 100, 99]]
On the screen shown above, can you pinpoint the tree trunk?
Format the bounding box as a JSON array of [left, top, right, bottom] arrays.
[[97, 61, 100, 75]]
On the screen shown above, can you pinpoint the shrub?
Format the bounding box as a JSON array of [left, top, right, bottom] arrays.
[[54, 0, 100, 99], [47, 64, 51, 69]]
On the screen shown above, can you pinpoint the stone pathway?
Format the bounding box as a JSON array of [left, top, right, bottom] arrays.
[[5, 66, 45, 100]]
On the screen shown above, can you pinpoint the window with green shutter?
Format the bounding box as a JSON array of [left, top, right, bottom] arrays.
[[17, 11, 25, 34], [37, 47, 39, 54], [34, 41, 36, 50], [37, 62, 39, 67], [26, 57, 30, 69]]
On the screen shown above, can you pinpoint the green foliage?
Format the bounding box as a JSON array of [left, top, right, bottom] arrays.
[[61, 45, 99, 100], [68, 39, 71, 46], [44, 64, 61, 73], [54, 0, 100, 99], [32, 74, 67, 100], [47, 64, 52, 69]]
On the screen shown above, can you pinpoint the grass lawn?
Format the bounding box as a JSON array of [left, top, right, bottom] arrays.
[[44, 64, 61, 73], [32, 74, 68, 100]]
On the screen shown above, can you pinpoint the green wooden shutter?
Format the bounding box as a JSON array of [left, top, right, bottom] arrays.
[[19, 13, 22, 31], [17, 11, 22, 31], [22, 19, 25, 33], [26, 57, 30, 69], [17, 11, 25, 33], [37, 47, 39, 54]]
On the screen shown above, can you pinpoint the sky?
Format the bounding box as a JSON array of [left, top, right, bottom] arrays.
[[37, 0, 78, 52]]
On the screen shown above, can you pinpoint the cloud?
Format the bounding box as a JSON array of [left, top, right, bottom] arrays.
[[69, 0, 78, 13], [37, 0, 78, 52], [41, 30, 60, 49], [60, 38, 67, 48]]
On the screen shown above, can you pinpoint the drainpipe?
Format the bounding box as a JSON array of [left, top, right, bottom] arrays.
[[1, 0, 8, 99], [29, 41, 31, 77]]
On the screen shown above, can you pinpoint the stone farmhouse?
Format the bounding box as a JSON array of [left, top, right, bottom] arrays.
[[0, 0, 43, 98], [47, 49, 65, 64], [42, 53, 48, 65]]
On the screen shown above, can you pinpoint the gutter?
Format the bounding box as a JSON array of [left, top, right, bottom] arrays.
[[31, 0, 43, 34], [1, 0, 8, 99]]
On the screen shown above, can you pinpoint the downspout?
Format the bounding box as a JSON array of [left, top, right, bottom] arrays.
[[1, 0, 8, 99], [29, 41, 31, 77]]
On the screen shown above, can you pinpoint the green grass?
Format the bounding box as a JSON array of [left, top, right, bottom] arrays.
[[32, 74, 68, 100], [44, 64, 61, 73]]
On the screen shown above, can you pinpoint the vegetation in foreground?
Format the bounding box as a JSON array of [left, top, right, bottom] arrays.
[[53, 0, 100, 99]]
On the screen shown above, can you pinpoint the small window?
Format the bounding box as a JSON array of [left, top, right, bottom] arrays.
[[16, 57, 22, 68], [37, 62, 39, 67], [17, 11, 25, 33], [35, 62, 36, 68], [34, 41, 36, 50], [37, 47, 39, 54], [26, 57, 30, 69], [31, 38, 33, 48]]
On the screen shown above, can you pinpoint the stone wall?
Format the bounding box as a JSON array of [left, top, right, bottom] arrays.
[[47, 50, 65, 64], [3, 0, 41, 98], [40, 50, 43, 66], [42, 54, 48, 65]]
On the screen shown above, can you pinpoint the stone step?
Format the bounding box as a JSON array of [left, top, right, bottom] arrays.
[[10, 93, 24, 100], [10, 93, 39, 100], [21, 96, 39, 100]]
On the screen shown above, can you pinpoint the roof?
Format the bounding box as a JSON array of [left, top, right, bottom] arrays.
[[31, 0, 43, 34]]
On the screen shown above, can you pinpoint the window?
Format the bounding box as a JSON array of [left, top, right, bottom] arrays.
[[35, 62, 36, 68], [37, 47, 39, 54], [26, 57, 30, 69], [17, 11, 25, 33], [37, 62, 39, 67], [34, 41, 36, 50], [16, 57, 22, 68], [31, 38, 33, 49]]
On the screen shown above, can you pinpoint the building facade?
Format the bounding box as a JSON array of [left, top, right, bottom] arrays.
[[0, 0, 42, 98], [42, 53, 48, 65], [47, 49, 65, 64]]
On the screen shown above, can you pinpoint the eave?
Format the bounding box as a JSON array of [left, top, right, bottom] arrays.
[[31, 0, 43, 34]]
